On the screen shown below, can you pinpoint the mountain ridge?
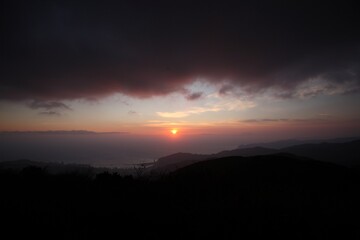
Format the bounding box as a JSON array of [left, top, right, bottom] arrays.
[[152, 140, 360, 173]]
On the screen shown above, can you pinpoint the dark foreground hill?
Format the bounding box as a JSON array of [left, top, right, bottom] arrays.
[[1, 154, 360, 239], [153, 140, 360, 173], [281, 140, 360, 165]]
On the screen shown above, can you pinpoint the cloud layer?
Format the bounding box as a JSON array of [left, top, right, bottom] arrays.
[[27, 100, 71, 115], [1, 1, 359, 101], [28, 100, 71, 111], [157, 95, 256, 118]]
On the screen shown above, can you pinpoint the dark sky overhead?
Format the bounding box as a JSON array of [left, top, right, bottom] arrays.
[[1, 0, 360, 100]]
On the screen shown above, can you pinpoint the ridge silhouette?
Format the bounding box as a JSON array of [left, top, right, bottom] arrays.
[[1, 152, 360, 239], [153, 140, 360, 173]]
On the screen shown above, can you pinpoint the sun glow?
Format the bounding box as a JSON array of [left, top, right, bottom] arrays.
[[171, 129, 178, 135]]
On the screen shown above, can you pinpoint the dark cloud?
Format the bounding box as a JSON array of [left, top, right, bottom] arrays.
[[218, 85, 233, 96], [128, 110, 138, 115], [28, 100, 71, 111], [185, 92, 203, 101], [240, 118, 327, 123], [241, 119, 288, 123], [1, 0, 359, 100], [121, 100, 130, 106], [39, 111, 61, 116]]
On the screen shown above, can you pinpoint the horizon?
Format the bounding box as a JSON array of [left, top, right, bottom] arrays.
[[1, 131, 358, 167]]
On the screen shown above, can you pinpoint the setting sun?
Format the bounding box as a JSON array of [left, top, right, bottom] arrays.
[[171, 129, 178, 135]]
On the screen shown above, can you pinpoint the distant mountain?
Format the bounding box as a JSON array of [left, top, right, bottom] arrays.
[[0, 159, 97, 176], [213, 146, 278, 158], [155, 153, 207, 167], [154, 153, 208, 173], [152, 147, 277, 173], [282, 140, 360, 165], [237, 137, 360, 149], [152, 140, 360, 173], [0, 130, 128, 135]]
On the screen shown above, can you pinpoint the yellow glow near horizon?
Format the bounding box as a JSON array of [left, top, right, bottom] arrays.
[[171, 129, 178, 135]]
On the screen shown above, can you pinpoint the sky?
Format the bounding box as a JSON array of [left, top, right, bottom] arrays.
[[1, 0, 360, 140]]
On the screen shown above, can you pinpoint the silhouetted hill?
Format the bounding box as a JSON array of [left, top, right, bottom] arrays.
[[237, 137, 360, 149], [153, 152, 211, 173], [155, 152, 207, 168], [1, 154, 360, 239], [153, 147, 277, 173], [152, 140, 360, 173], [214, 146, 277, 158], [165, 154, 360, 239], [172, 154, 350, 183], [282, 140, 360, 165]]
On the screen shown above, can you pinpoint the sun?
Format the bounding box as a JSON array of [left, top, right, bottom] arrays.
[[171, 129, 178, 135]]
